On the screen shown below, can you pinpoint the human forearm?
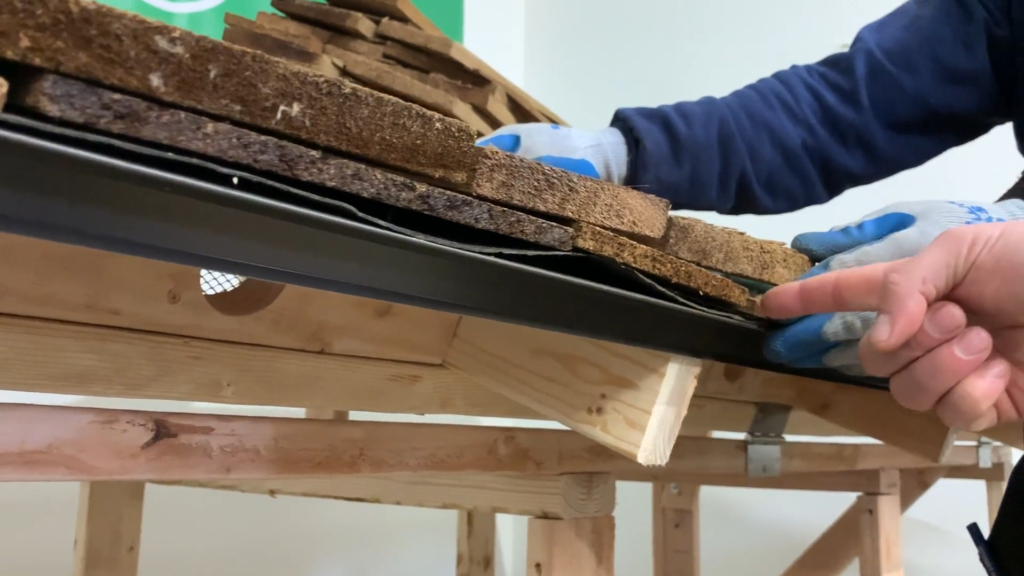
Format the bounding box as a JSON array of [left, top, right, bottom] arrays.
[[611, 0, 1011, 215]]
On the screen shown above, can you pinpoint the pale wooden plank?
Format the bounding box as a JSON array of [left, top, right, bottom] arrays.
[[445, 315, 700, 465], [781, 470, 944, 576], [0, 311, 852, 435], [458, 510, 496, 576], [0, 403, 999, 482], [698, 362, 956, 462], [653, 482, 699, 576], [527, 516, 615, 576], [0, 233, 458, 363], [0, 313, 479, 412], [171, 473, 615, 518], [857, 494, 903, 576], [676, 469, 900, 495], [73, 482, 146, 576]]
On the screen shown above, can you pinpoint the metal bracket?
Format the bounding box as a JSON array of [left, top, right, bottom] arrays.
[[745, 403, 791, 477], [978, 437, 994, 469]]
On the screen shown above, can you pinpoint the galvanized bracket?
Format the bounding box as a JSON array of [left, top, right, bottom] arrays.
[[745, 403, 791, 477], [978, 436, 994, 469]]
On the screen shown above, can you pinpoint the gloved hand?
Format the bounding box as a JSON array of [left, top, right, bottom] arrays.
[[763, 199, 1024, 373], [476, 123, 629, 185]]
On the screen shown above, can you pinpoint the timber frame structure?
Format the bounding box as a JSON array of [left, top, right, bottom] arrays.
[[0, 225, 1017, 575], [0, 1, 1018, 572]]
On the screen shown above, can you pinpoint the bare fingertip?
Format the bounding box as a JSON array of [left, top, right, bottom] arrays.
[[980, 356, 1011, 381], [953, 328, 993, 360]]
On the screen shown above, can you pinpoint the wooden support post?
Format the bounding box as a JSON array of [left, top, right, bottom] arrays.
[[857, 494, 903, 576], [73, 481, 146, 576], [781, 469, 941, 576], [527, 516, 615, 576], [986, 461, 1013, 529], [653, 481, 700, 576], [445, 315, 703, 465], [458, 510, 496, 576]]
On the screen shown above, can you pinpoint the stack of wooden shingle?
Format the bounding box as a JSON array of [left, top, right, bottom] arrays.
[[221, 0, 564, 135], [0, 0, 812, 318]]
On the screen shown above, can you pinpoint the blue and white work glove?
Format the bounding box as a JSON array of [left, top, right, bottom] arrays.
[[763, 199, 1024, 374], [476, 123, 630, 184]]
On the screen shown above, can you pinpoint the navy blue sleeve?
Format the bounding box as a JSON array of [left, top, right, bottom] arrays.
[[610, 0, 1014, 215]]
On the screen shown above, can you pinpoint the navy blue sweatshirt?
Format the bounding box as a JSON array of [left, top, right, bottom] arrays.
[[610, 0, 1018, 215]]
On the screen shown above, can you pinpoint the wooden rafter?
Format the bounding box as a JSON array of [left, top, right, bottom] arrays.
[[698, 363, 957, 462], [0, 233, 459, 364]]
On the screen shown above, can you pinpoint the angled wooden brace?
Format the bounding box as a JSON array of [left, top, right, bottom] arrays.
[[781, 469, 944, 576], [444, 316, 703, 465]]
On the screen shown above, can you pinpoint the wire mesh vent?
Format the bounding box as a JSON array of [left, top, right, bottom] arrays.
[[199, 269, 245, 295]]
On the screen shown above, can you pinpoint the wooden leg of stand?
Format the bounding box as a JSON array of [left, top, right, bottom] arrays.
[[858, 494, 903, 576], [527, 516, 615, 576], [457, 510, 496, 576], [653, 481, 699, 576], [73, 481, 146, 576]]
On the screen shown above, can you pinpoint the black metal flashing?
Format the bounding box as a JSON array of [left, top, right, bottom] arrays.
[[0, 113, 887, 390]]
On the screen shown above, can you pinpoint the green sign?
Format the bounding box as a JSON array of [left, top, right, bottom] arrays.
[[98, 0, 463, 42]]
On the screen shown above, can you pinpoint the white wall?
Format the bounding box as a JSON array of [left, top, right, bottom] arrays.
[[520, 1, 1021, 574], [0, 2, 1014, 575], [523, 0, 1024, 242]]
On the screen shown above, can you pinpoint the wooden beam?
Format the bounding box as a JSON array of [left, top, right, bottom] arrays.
[[0, 233, 458, 364], [780, 469, 944, 576], [944, 447, 1015, 480], [458, 510, 496, 576], [673, 469, 900, 494], [0, 403, 1001, 482], [0, 311, 844, 437], [527, 516, 615, 576], [698, 362, 956, 463], [73, 482, 146, 576], [445, 315, 702, 465], [857, 494, 903, 576], [0, 313, 487, 414], [172, 473, 615, 519], [653, 482, 699, 576]]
